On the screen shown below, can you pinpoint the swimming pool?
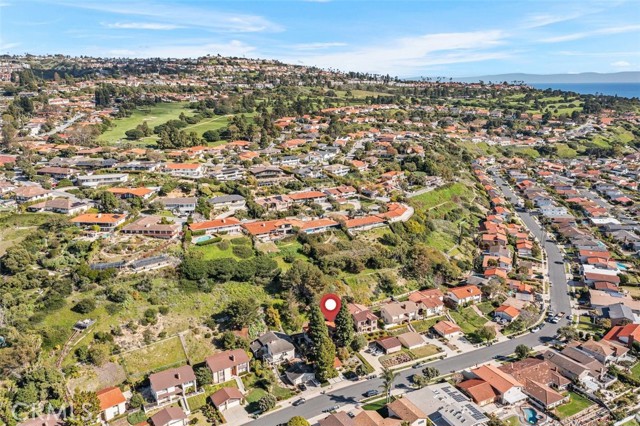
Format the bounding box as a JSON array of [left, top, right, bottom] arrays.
[[617, 263, 628, 270], [194, 235, 212, 244], [523, 408, 539, 425]]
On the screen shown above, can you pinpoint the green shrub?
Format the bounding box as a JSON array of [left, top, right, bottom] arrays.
[[232, 245, 254, 259], [231, 237, 250, 245], [127, 411, 147, 425]]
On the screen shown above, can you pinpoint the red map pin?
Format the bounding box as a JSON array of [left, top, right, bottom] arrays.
[[320, 293, 341, 322]]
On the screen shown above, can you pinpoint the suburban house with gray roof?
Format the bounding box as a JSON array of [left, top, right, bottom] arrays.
[[250, 331, 296, 365]]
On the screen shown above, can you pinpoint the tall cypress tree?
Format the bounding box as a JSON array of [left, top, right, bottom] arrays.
[[307, 303, 329, 350], [307, 304, 337, 381], [334, 298, 354, 349]]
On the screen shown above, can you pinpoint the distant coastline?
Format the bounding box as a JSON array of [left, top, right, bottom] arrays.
[[530, 83, 640, 98], [446, 71, 640, 84]]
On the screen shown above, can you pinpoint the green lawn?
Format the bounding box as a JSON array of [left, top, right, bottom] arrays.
[[411, 316, 444, 333], [191, 235, 255, 261], [555, 392, 594, 419], [555, 143, 578, 158], [361, 398, 387, 411], [476, 302, 495, 315], [408, 344, 441, 359], [508, 147, 540, 159], [630, 362, 640, 381], [120, 336, 188, 377], [425, 230, 456, 252], [192, 242, 239, 260], [505, 416, 521, 426], [450, 307, 488, 334], [409, 182, 473, 210], [98, 102, 189, 143], [180, 114, 230, 134], [576, 315, 604, 335], [271, 239, 308, 270], [186, 392, 208, 411]]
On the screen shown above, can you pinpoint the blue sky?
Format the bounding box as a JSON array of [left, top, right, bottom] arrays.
[[1, 0, 639, 77]]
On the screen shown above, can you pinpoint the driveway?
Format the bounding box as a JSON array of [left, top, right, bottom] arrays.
[[223, 405, 251, 425]]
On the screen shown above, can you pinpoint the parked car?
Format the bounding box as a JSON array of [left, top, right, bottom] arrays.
[[531, 326, 541, 333], [323, 405, 340, 413], [364, 389, 380, 397], [292, 398, 306, 406]]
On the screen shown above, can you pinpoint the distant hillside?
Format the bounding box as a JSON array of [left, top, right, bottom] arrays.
[[444, 72, 640, 84]]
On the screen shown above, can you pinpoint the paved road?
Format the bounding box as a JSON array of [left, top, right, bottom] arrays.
[[44, 113, 85, 136], [245, 171, 572, 426]]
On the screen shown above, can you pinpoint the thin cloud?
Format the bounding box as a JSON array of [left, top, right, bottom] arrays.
[[611, 60, 632, 68], [521, 12, 586, 29], [542, 24, 640, 43], [105, 22, 183, 30], [0, 41, 20, 50], [41, 0, 283, 33], [291, 42, 347, 50], [288, 30, 509, 74], [554, 50, 640, 57]]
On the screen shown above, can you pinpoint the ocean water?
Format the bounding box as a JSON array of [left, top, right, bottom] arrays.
[[531, 83, 640, 98]]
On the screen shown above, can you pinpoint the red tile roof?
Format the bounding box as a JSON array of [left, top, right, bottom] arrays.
[[96, 387, 126, 411]]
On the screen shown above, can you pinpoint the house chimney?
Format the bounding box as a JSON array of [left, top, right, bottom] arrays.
[[230, 354, 235, 362], [97, 213, 102, 218], [175, 373, 181, 380]]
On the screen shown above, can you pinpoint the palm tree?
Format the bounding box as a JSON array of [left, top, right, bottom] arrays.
[[379, 367, 397, 403]]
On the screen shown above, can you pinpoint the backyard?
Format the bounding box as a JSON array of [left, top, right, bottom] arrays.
[[630, 362, 640, 381], [450, 307, 489, 334], [554, 392, 594, 419]]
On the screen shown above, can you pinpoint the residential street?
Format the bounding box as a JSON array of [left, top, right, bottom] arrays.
[[244, 171, 573, 426]]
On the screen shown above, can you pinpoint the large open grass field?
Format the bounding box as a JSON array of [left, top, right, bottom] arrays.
[[409, 182, 473, 210], [120, 335, 188, 377], [98, 102, 189, 143], [99, 102, 257, 145]]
